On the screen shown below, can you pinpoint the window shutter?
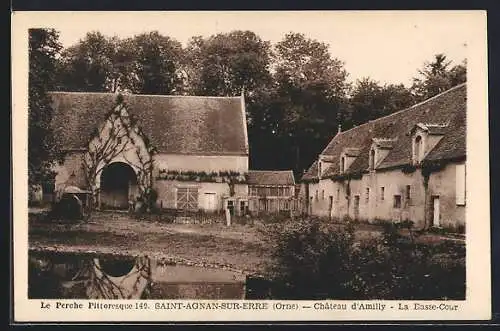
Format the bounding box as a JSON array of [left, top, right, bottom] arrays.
[[455, 164, 466, 205]]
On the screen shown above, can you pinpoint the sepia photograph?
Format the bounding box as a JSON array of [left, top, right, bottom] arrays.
[[12, 10, 490, 321]]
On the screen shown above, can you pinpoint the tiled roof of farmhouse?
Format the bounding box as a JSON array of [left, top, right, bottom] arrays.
[[48, 92, 249, 155], [247, 170, 295, 186], [301, 160, 319, 182], [301, 83, 466, 181]]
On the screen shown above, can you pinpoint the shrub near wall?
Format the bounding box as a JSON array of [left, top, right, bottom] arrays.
[[261, 218, 465, 300]]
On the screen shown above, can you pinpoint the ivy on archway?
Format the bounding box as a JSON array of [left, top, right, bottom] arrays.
[[82, 94, 157, 210]]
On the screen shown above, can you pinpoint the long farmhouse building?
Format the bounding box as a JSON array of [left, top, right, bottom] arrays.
[[300, 83, 467, 231]]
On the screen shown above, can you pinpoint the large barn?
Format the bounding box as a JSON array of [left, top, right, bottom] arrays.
[[47, 91, 250, 214]]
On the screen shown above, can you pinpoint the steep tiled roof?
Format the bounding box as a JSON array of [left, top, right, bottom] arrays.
[[302, 83, 466, 181], [372, 138, 397, 149], [301, 160, 319, 182], [247, 170, 295, 186], [49, 92, 248, 155]]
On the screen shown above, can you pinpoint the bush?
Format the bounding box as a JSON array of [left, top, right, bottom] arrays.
[[262, 218, 357, 299], [50, 194, 83, 222], [261, 217, 465, 300]]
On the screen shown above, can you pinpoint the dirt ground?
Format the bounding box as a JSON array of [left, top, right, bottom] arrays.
[[28, 211, 464, 275], [29, 211, 270, 273]]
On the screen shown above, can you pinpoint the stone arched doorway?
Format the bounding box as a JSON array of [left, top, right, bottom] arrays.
[[100, 162, 138, 210]]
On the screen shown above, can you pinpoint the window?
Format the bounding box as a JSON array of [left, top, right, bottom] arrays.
[[315, 190, 319, 201], [405, 185, 411, 200], [456, 164, 466, 205], [365, 188, 370, 202], [321, 190, 325, 200], [340, 156, 345, 173], [240, 200, 246, 214], [336, 188, 340, 202], [318, 161, 322, 176], [369, 149, 376, 170], [393, 195, 402, 209], [414, 135, 423, 163], [380, 187, 385, 201], [176, 187, 199, 210]]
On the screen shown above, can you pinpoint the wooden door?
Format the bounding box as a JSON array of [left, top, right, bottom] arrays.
[[204, 193, 216, 211], [227, 199, 235, 216], [328, 196, 333, 217], [432, 196, 440, 227], [354, 195, 360, 220], [177, 187, 199, 210]]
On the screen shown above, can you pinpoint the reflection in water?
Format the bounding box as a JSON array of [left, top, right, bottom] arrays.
[[28, 251, 250, 299]]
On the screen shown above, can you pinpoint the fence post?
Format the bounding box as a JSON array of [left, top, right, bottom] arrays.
[[225, 208, 231, 226]]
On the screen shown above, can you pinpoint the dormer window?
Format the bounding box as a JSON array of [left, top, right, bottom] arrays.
[[370, 138, 396, 170], [339, 148, 361, 174], [318, 161, 322, 177], [411, 122, 447, 164]]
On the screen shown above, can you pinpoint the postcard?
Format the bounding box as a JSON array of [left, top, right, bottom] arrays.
[[11, 10, 490, 322]]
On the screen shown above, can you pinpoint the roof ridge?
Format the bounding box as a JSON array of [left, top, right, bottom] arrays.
[[48, 91, 241, 99], [249, 170, 293, 173], [319, 82, 466, 156], [339, 83, 466, 136]]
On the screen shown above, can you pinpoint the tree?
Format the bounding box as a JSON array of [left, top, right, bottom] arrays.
[[107, 37, 139, 93], [382, 83, 415, 114], [347, 78, 414, 127], [55, 31, 117, 92], [186, 30, 273, 97], [181, 36, 207, 95], [411, 54, 466, 102], [448, 59, 467, 87], [28, 28, 63, 196], [265, 33, 349, 175], [132, 31, 184, 95]]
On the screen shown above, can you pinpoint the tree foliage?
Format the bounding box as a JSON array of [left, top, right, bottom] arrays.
[[253, 33, 349, 174], [28, 28, 63, 192], [56, 32, 116, 92], [132, 32, 184, 95], [260, 218, 465, 299], [346, 78, 415, 126], [185, 31, 273, 96], [55, 31, 184, 94], [411, 54, 466, 102], [47, 29, 467, 180]]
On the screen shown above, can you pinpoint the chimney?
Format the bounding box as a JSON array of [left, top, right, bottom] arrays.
[[337, 124, 342, 134]]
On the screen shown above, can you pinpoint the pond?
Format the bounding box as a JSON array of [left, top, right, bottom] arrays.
[[28, 250, 272, 300]]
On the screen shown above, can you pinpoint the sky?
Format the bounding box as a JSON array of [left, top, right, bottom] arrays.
[[39, 11, 472, 87]]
